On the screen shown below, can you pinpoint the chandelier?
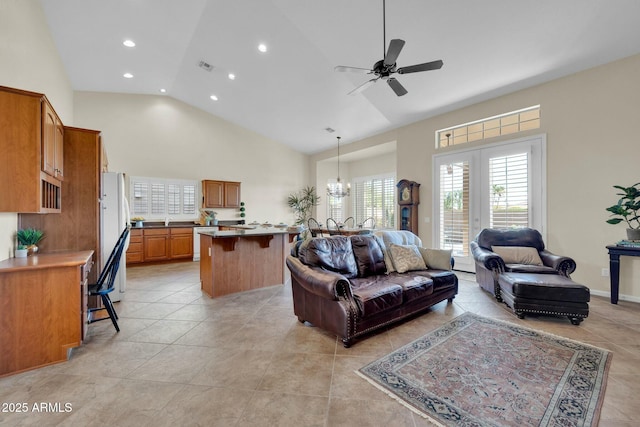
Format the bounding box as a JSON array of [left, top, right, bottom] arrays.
[[327, 136, 350, 198]]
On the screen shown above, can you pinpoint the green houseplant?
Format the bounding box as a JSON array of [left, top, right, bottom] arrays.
[[287, 186, 320, 237], [605, 182, 640, 240], [16, 228, 44, 255]]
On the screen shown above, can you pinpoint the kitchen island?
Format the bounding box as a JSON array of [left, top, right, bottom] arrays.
[[198, 228, 298, 297]]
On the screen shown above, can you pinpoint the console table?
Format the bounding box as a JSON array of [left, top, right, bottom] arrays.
[[606, 245, 640, 304]]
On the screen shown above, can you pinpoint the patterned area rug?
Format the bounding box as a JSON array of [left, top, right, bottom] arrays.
[[358, 312, 611, 427]]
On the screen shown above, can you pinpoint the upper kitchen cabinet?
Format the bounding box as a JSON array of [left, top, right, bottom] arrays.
[[202, 180, 241, 208], [42, 99, 64, 181], [0, 86, 62, 213]]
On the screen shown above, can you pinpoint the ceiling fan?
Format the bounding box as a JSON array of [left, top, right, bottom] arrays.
[[335, 0, 443, 97]]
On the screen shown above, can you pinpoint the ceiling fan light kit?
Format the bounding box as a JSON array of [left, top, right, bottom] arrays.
[[335, 0, 443, 96]]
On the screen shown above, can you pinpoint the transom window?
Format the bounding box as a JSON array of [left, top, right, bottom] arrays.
[[436, 105, 540, 148], [130, 176, 197, 220]]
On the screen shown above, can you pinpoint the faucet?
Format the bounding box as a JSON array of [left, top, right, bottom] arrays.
[[165, 217, 172, 226]]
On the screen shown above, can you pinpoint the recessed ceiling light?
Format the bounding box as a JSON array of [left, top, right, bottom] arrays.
[[258, 43, 267, 53], [123, 39, 136, 47], [210, 95, 218, 101], [159, 88, 166, 93], [123, 72, 134, 79], [228, 73, 235, 80]]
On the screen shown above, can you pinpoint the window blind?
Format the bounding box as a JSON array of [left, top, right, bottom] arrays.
[[489, 152, 528, 228], [352, 174, 395, 228], [439, 162, 469, 256]]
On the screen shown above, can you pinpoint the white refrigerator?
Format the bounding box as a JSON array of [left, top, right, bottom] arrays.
[[101, 172, 130, 302]]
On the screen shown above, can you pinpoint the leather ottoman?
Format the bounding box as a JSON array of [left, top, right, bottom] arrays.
[[498, 272, 590, 325]]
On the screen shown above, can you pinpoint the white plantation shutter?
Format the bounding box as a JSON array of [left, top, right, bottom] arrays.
[[353, 174, 395, 228], [130, 177, 198, 220], [438, 162, 470, 256], [489, 152, 529, 228], [326, 182, 344, 222]]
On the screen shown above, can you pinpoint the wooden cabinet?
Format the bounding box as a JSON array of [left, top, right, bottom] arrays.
[[170, 227, 194, 259], [144, 228, 170, 261], [126, 228, 144, 264], [0, 86, 62, 212], [127, 227, 194, 264], [42, 99, 64, 181], [202, 180, 241, 208], [20, 127, 103, 283], [0, 251, 93, 377]]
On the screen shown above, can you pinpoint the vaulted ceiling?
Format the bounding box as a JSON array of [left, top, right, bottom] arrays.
[[40, 0, 640, 154]]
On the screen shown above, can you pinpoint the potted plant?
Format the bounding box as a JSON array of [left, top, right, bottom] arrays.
[[16, 228, 44, 255], [606, 182, 640, 240], [287, 186, 320, 237], [15, 244, 28, 258]]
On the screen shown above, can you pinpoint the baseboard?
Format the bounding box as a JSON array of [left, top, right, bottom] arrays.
[[590, 289, 640, 304]]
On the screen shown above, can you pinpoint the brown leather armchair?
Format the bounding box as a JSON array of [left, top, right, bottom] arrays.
[[470, 228, 576, 300]]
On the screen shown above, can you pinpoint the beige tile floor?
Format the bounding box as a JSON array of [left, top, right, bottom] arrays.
[[1, 262, 639, 426]]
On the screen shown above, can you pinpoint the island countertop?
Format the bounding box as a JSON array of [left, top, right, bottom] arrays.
[[197, 227, 300, 238]]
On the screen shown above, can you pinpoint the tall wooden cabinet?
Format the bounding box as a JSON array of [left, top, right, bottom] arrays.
[[19, 127, 103, 283], [0, 86, 63, 212]]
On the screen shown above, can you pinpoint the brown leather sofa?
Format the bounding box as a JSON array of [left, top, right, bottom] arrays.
[[286, 231, 458, 347], [470, 228, 576, 299]]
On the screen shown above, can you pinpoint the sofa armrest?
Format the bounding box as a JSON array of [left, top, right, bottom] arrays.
[[286, 256, 352, 300], [539, 250, 577, 276], [470, 240, 506, 273]]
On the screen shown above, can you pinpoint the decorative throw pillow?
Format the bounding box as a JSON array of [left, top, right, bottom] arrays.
[[491, 245, 543, 266], [418, 248, 453, 271], [388, 244, 427, 273]]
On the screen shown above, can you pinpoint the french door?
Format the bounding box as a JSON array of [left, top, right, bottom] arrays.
[[433, 135, 546, 272]]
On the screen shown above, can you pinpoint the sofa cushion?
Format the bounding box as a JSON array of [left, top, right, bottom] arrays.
[[384, 272, 434, 303], [415, 270, 457, 292], [350, 235, 387, 277], [419, 248, 452, 271], [388, 244, 427, 273], [492, 246, 543, 266], [350, 277, 404, 317], [298, 236, 358, 278], [374, 230, 423, 273]]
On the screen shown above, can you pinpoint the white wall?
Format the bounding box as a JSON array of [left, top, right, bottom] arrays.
[[73, 92, 310, 225], [312, 54, 640, 301], [0, 0, 73, 260]]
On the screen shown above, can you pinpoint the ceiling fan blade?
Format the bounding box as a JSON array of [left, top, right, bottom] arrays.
[[387, 78, 408, 96], [383, 39, 405, 66], [334, 65, 373, 74], [397, 59, 444, 74], [348, 78, 379, 96]]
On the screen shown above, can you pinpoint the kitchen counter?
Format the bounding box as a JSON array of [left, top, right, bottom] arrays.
[[199, 228, 298, 298], [134, 220, 245, 229]]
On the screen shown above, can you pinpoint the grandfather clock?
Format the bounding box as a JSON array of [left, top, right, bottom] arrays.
[[397, 179, 420, 235]]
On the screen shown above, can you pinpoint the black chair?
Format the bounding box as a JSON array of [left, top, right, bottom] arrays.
[[361, 217, 376, 229], [326, 218, 342, 235], [88, 227, 130, 332], [343, 216, 355, 228], [308, 218, 323, 237]]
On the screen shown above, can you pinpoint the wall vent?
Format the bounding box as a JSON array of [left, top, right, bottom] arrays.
[[198, 60, 214, 72]]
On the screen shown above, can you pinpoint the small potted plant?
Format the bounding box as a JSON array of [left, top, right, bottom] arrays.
[[16, 228, 44, 255], [15, 244, 28, 258], [606, 182, 640, 240]]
